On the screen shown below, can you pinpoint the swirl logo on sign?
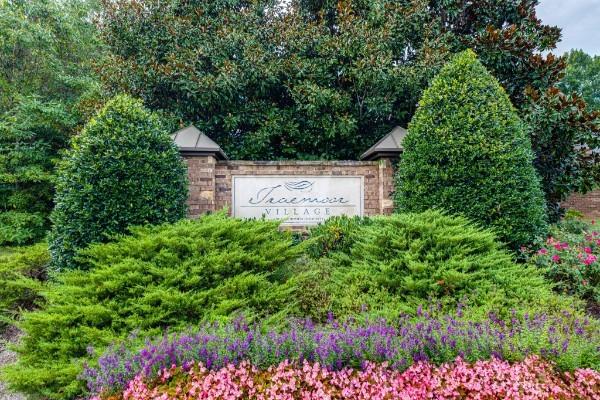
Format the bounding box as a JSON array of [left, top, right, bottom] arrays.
[[284, 180, 314, 191]]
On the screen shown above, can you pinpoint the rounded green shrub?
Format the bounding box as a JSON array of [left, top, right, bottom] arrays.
[[49, 95, 188, 270], [300, 210, 578, 320], [395, 49, 548, 249], [4, 214, 301, 399]]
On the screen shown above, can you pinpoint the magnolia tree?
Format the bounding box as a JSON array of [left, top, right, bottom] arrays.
[[97, 0, 598, 220]]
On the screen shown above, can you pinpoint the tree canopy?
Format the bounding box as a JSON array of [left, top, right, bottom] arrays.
[[0, 0, 104, 245], [559, 50, 600, 111], [98, 0, 566, 160], [0, 0, 102, 112]]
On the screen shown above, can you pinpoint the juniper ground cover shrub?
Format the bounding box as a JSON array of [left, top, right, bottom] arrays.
[[301, 210, 577, 320], [0, 242, 48, 329], [3, 214, 301, 399], [49, 94, 188, 270], [395, 50, 548, 250], [305, 216, 369, 258]]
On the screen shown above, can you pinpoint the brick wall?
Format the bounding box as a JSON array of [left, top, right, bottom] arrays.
[[185, 155, 600, 221], [184, 156, 395, 219], [562, 190, 600, 219]]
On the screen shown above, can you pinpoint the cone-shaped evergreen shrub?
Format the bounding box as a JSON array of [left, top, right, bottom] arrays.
[[395, 50, 547, 249], [4, 214, 301, 399], [49, 95, 188, 269]]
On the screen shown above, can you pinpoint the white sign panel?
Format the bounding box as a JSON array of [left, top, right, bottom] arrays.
[[232, 176, 364, 226]]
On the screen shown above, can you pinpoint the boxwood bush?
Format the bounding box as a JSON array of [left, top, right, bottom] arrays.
[[49, 94, 188, 270], [3, 214, 301, 399], [395, 50, 548, 249]]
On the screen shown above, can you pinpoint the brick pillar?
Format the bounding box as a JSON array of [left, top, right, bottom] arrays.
[[184, 155, 217, 217], [378, 158, 395, 215]]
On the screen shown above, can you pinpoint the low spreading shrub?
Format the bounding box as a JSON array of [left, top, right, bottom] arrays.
[[94, 357, 600, 400], [3, 214, 301, 400], [525, 217, 600, 313], [306, 216, 368, 258], [303, 210, 577, 320], [4, 212, 589, 399], [83, 307, 600, 395], [0, 242, 49, 328]]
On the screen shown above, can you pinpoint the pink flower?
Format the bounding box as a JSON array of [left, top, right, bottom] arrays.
[[551, 254, 561, 263], [553, 242, 569, 251], [585, 247, 593, 254], [109, 357, 600, 400], [538, 248, 548, 255], [584, 255, 597, 265]]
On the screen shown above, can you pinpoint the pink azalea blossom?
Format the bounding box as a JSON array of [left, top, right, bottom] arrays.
[[552, 254, 561, 263]]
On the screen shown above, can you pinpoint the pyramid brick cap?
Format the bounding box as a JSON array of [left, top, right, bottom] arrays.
[[171, 125, 228, 160], [360, 126, 406, 160]]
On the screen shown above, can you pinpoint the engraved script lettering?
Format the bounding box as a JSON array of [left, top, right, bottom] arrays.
[[248, 181, 350, 206]]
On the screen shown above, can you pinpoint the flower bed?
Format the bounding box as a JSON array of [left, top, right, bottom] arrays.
[[83, 309, 600, 396], [95, 356, 600, 400], [525, 218, 600, 310]]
